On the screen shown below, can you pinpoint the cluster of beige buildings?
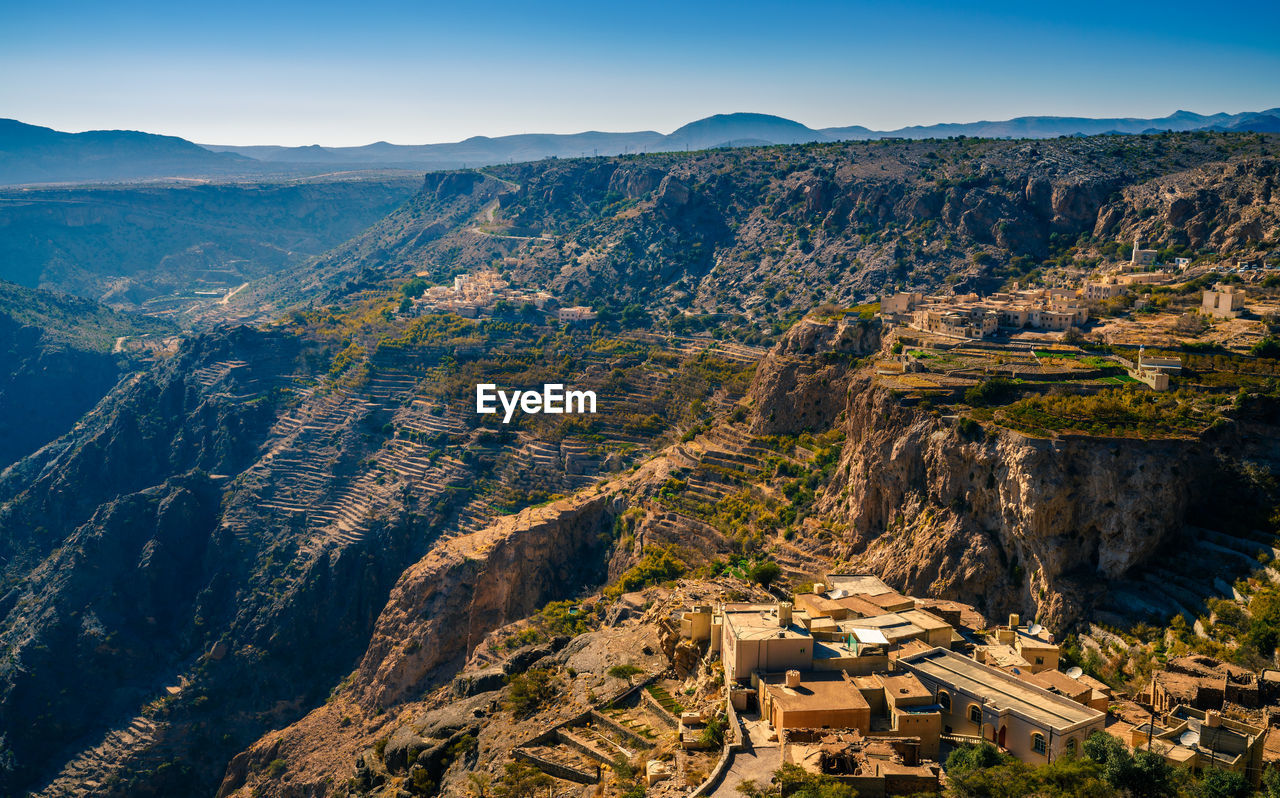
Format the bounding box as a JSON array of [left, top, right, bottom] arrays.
[[678, 574, 1277, 789], [409, 270, 553, 318], [881, 288, 1088, 339], [679, 575, 1120, 791]]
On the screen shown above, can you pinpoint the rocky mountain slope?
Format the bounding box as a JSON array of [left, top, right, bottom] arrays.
[[2, 133, 1279, 796], [0, 281, 174, 470], [0, 303, 760, 795], [215, 313, 1280, 796], [0, 175, 420, 311], [260, 133, 1280, 332]]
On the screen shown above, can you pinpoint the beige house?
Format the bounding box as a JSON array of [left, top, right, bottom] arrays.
[[558, 306, 598, 323], [1084, 281, 1127, 301], [1132, 237, 1158, 267], [1202, 284, 1246, 319], [824, 611, 953, 650], [881, 292, 924, 315], [980, 615, 1060, 674], [759, 670, 872, 732], [900, 647, 1104, 763], [759, 670, 944, 761], [721, 603, 814, 681]]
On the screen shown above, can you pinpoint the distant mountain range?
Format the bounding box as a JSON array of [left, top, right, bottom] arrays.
[[3, 108, 1279, 185], [0, 119, 256, 184]]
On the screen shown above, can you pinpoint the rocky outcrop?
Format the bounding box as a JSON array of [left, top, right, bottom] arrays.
[[749, 315, 881, 435], [816, 376, 1214, 627], [1094, 157, 1280, 251], [357, 491, 620, 709], [214, 488, 629, 797]]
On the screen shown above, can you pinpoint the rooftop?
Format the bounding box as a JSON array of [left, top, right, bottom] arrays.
[[876, 672, 934, 703], [760, 671, 870, 714], [901, 648, 1103, 731], [826, 574, 896, 596], [723, 604, 811, 641]]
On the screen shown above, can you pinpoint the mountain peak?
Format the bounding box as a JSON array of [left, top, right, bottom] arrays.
[[665, 112, 820, 149]]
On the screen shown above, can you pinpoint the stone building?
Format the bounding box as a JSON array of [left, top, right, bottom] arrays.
[[900, 647, 1104, 763], [1202, 284, 1246, 319]]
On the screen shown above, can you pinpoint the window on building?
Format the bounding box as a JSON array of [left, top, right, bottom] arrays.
[[937, 691, 951, 711], [1065, 738, 1077, 757], [968, 705, 981, 725], [1035, 656, 1044, 665], [1032, 733, 1047, 755]]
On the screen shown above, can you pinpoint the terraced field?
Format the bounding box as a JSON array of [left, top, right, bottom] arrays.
[[210, 326, 767, 579]]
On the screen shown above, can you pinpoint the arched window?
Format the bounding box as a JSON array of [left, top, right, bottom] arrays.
[[968, 704, 982, 725], [1032, 733, 1047, 756], [1065, 738, 1077, 757], [937, 690, 951, 711]]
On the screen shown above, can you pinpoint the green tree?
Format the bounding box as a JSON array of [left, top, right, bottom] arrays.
[[1193, 768, 1250, 798], [1082, 731, 1176, 798], [947, 741, 1014, 776], [750, 560, 783, 588], [1253, 337, 1280, 359], [964, 377, 1018, 408], [1261, 764, 1280, 798]]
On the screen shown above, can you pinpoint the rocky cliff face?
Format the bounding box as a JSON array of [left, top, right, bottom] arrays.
[[1095, 156, 1280, 252], [357, 491, 621, 710], [318, 133, 1280, 324], [816, 377, 1214, 627], [742, 317, 1231, 629], [748, 315, 881, 435], [215, 485, 634, 797]]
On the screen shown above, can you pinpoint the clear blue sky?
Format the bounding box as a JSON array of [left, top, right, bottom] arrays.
[[3, 0, 1278, 146]]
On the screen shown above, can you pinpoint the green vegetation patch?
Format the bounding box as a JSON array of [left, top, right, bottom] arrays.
[[995, 388, 1216, 439]]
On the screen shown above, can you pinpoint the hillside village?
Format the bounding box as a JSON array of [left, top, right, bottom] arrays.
[[486, 574, 1280, 797], [871, 236, 1280, 399]]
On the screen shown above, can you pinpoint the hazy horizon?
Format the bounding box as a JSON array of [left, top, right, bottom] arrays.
[[4, 0, 1280, 147]]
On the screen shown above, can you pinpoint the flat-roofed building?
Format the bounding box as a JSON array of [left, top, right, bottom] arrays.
[[721, 603, 814, 681], [857, 591, 916, 614], [813, 639, 889, 676], [1202, 284, 1246, 319], [1131, 238, 1158, 267], [1133, 706, 1265, 786], [873, 672, 944, 759], [558, 305, 598, 323], [827, 574, 897, 595], [1013, 668, 1110, 712], [982, 615, 1059, 674], [782, 730, 941, 796], [900, 647, 1105, 763], [834, 594, 896, 619], [794, 592, 851, 621], [1137, 349, 1183, 374], [831, 611, 953, 650], [1084, 281, 1127, 301], [881, 292, 924, 315], [759, 670, 871, 732]]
